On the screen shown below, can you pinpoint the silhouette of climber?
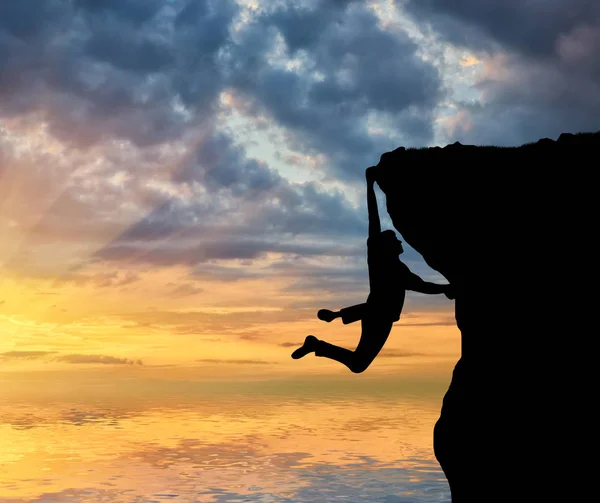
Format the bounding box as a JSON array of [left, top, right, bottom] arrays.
[[292, 166, 454, 373]]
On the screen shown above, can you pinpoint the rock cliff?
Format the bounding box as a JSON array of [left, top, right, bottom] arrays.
[[372, 132, 599, 502]]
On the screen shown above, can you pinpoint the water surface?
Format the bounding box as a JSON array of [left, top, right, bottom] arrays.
[[0, 375, 450, 502]]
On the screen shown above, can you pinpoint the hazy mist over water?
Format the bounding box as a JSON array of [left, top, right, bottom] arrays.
[[0, 374, 450, 502]]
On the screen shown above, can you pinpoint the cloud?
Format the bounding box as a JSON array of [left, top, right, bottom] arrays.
[[400, 318, 456, 327], [92, 271, 141, 288], [279, 342, 300, 348], [56, 354, 143, 365], [9, 0, 590, 325], [0, 351, 143, 365], [97, 232, 365, 268], [51, 270, 140, 289], [195, 358, 277, 365], [91, 129, 370, 273], [117, 307, 307, 335], [1, 0, 445, 293], [377, 349, 425, 358], [167, 282, 204, 297], [0, 350, 56, 360], [402, 0, 599, 59], [0, 0, 234, 148], [1, 0, 443, 169], [229, 1, 443, 177], [401, 0, 600, 145]]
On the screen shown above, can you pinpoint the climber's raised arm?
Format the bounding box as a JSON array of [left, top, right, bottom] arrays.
[[366, 166, 381, 238]]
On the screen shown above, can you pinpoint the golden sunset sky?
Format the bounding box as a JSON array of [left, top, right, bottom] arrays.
[[2, 1, 598, 502], [0, 103, 459, 381], [2, 0, 597, 385]]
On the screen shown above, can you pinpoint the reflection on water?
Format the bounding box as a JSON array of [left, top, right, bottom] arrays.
[[0, 376, 450, 502]]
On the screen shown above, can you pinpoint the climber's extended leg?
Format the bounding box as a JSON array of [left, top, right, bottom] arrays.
[[291, 335, 319, 360]]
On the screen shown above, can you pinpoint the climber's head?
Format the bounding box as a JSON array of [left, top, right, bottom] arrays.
[[378, 229, 404, 256]]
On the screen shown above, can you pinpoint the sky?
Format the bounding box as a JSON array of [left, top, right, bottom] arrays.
[[1, 0, 599, 381]]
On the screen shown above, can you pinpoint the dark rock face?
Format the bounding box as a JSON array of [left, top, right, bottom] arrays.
[[372, 132, 599, 502]]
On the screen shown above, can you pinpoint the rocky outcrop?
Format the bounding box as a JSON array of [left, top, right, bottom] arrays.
[[372, 132, 599, 502]]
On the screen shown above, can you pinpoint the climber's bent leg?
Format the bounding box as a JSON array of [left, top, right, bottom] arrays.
[[315, 313, 393, 373]]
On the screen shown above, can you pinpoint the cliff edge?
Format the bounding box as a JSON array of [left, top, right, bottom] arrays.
[[372, 132, 599, 502]]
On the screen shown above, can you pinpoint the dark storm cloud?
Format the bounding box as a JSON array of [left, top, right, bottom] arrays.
[[74, 0, 164, 26], [0, 1, 64, 40], [96, 234, 363, 266], [0, 0, 234, 147], [402, 0, 600, 145], [229, 1, 443, 177], [0, 0, 444, 184], [95, 128, 368, 267], [83, 22, 172, 74], [1, 0, 449, 288], [403, 0, 599, 59], [92, 125, 434, 286], [270, 4, 438, 112], [173, 131, 284, 193]]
